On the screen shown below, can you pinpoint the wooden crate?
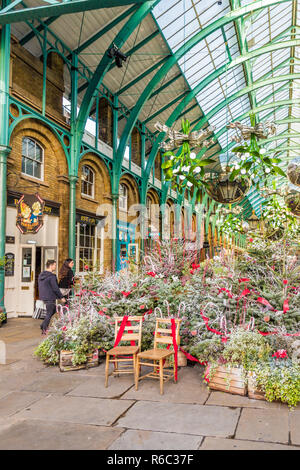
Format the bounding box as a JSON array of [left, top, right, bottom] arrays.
[[59, 350, 99, 372], [178, 350, 187, 367], [247, 373, 266, 400], [206, 365, 247, 396], [86, 350, 99, 368]]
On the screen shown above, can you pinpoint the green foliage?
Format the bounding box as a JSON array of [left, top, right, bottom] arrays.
[[222, 328, 271, 370], [253, 358, 300, 409], [0, 310, 6, 325], [161, 119, 211, 193], [229, 142, 285, 186], [217, 212, 243, 236]]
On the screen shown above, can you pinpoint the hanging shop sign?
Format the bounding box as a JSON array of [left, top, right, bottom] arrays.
[[8, 192, 60, 216], [5, 253, 15, 277], [16, 193, 45, 234]]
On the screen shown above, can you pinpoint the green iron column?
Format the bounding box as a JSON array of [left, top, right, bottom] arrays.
[[139, 182, 147, 258], [111, 193, 118, 271], [139, 126, 146, 255], [68, 175, 78, 261], [68, 52, 79, 261], [111, 95, 119, 271], [0, 8, 11, 319]]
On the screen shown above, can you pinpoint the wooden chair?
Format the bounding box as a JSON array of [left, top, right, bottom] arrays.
[[135, 318, 182, 395], [105, 315, 143, 387]]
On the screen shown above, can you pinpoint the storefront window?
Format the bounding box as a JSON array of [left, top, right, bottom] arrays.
[[22, 137, 43, 180], [75, 222, 102, 272], [81, 165, 94, 198]]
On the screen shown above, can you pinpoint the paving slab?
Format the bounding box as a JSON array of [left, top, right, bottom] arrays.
[[108, 429, 203, 450], [121, 367, 209, 405], [235, 408, 289, 444], [290, 410, 300, 446], [117, 401, 240, 437], [15, 395, 135, 426], [0, 391, 46, 418], [68, 376, 134, 399], [22, 374, 86, 394], [200, 437, 299, 450], [0, 419, 124, 450], [37, 362, 106, 377], [206, 391, 288, 409], [0, 370, 42, 391]]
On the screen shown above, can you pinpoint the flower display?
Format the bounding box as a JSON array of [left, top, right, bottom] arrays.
[[34, 235, 300, 407]]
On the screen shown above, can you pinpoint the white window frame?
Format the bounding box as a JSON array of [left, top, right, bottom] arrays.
[[119, 183, 128, 211], [75, 222, 104, 275], [21, 137, 44, 181], [81, 165, 95, 199]]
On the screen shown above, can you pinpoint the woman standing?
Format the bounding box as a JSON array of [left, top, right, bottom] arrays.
[[58, 258, 75, 298]]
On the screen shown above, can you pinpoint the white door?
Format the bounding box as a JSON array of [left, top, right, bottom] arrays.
[[18, 244, 36, 316]]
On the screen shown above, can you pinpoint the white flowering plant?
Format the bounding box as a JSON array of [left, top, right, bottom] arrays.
[[161, 119, 212, 197]]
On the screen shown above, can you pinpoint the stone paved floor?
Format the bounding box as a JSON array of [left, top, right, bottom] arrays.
[[0, 318, 300, 450]]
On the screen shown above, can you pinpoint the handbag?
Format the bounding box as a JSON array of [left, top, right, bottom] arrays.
[[33, 300, 47, 319]]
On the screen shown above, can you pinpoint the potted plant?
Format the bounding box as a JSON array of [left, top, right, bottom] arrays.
[[250, 355, 300, 409], [0, 309, 5, 327], [205, 328, 271, 396]]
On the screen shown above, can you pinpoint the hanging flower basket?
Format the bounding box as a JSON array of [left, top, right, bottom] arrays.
[[287, 159, 300, 187], [204, 171, 250, 204], [285, 191, 300, 218]]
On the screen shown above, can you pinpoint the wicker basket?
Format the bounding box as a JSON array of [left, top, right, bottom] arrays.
[[206, 365, 247, 396]]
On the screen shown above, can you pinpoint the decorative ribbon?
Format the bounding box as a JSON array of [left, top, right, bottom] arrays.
[[171, 318, 178, 382], [114, 315, 128, 347]]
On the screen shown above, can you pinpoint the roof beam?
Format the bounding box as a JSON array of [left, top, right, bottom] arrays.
[[257, 132, 300, 144], [67, 5, 137, 58], [19, 15, 59, 45], [78, 29, 160, 94], [143, 91, 188, 124], [0, 0, 149, 25], [117, 55, 169, 96]]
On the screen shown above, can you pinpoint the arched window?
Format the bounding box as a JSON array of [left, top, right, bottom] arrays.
[[119, 183, 128, 211], [22, 137, 44, 180], [146, 196, 152, 220], [81, 165, 95, 198]]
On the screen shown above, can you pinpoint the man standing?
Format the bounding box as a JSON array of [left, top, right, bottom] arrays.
[[38, 259, 66, 334]]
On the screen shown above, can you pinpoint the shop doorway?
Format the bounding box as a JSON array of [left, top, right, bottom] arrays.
[[19, 244, 36, 316], [35, 246, 58, 301], [18, 244, 57, 316]]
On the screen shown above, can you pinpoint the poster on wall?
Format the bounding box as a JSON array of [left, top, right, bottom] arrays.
[[5, 253, 15, 277], [16, 193, 45, 234]]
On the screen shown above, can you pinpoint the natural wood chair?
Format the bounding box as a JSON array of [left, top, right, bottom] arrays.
[[105, 315, 143, 387], [135, 317, 182, 395]]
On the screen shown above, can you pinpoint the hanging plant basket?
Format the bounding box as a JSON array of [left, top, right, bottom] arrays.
[[287, 159, 300, 187], [285, 191, 300, 218], [204, 171, 250, 204]]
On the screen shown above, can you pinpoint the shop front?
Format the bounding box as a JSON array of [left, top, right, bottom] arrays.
[[5, 191, 60, 318], [116, 220, 138, 271], [75, 209, 105, 274]]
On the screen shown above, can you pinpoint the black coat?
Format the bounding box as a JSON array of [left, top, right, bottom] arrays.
[[58, 268, 74, 289], [38, 271, 64, 301]]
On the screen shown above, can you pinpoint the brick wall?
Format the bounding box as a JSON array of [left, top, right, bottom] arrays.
[[10, 37, 66, 126], [8, 121, 114, 272]]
